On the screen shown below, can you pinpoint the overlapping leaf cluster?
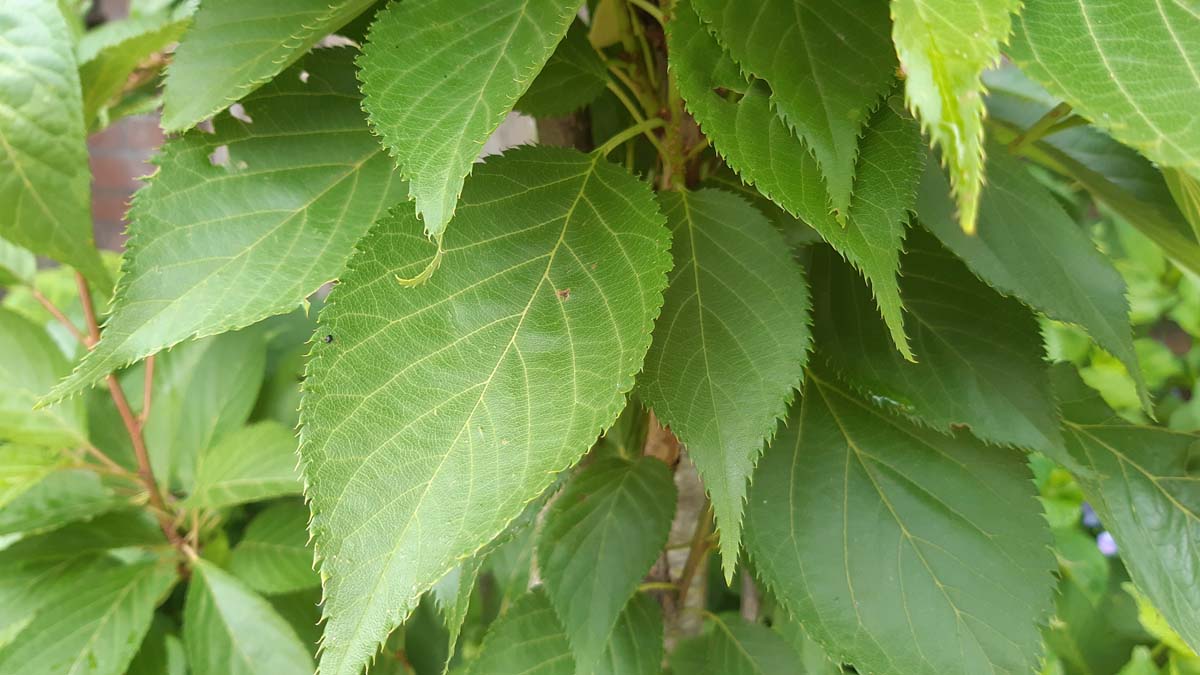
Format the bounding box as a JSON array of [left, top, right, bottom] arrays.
[[1, 0, 1199, 674]]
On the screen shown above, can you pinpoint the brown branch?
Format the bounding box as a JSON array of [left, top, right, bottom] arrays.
[[676, 501, 713, 607], [139, 355, 155, 429], [30, 289, 87, 345]]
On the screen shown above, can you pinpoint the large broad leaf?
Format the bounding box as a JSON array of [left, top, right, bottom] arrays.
[[184, 421, 301, 509], [359, 0, 579, 237], [1009, 0, 1200, 180], [595, 594, 663, 675], [183, 559, 314, 675], [892, 0, 1018, 234], [692, 0, 896, 219], [78, 12, 190, 130], [670, 613, 803, 675], [746, 372, 1055, 675], [143, 330, 266, 491], [537, 457, 675, 669], [1053, 367, 1200, 652], [917, 151, 1148, 410], [516, 19, 608, 118], [228, 501, 318, 596], [469, 591, 574, 675], [161, 0, 377, 131], [0, 0, 110, 292], [0, 445, 62, 510], [0, 558, 177, 675], [46, 49, 406, 404], [0, 468, 123, 536], [668, 0, 925, 359], [0, 309, 86, 448], [299, 146, 670, 675], [811, 228, 1064, 456], [640, 188, 809, 576]]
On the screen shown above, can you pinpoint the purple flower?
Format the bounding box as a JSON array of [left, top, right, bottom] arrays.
[[1097, 531, 1118, 556], [1081, 502, 1101, 529]]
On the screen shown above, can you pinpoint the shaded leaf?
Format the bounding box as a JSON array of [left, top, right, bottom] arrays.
[[516, 19, 608, 118], [184, 421, 300, 510], [641, 188, 809, 576], [229, 501, 318, 596], [359, 0, 579, 236], [0, 469, 123, 536], [0, 0, 110, 291], [671, 613, 802, 675], [917, 150, 1147, 410], [595, 593, 663, 675], [692, 0, 896, 218], [538, 457, 675, 669], [1009, 0, 1200, 180], [668, 0, 925, 359], [161, 0, 377, 131], [892, 0, 1019, 233], [299, 146, 670, 675], [78, 13, 189, 129], [46, 49, 405, 403], [746, 372, 1055, 675], [184, 559, 314, 675], [126, 615, 187, 675], [811, 228, 1064, 457], [0, 309, 86, 448], [468, 590, 574, 675]]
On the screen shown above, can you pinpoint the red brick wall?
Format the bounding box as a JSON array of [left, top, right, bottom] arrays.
[[88, 116, 164, 250]]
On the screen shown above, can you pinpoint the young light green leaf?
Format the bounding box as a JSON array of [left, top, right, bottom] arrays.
[[917, 151, 1148, 410], [0, 558, 177, 675], [671, 613, 803, 675], [0, 469, 123, 536], [1053, 367, 1200, 653], [640, 189, 809, 578], [892, 0, 1019, 233], [185, 421, 301, 510], [810, 228, 1065, 458], [469, 591, 574, 675], [0, 446, 63, 510], [1009, 0, 1200, 181], [145, 330, 267, 492], [0, 0, 111, 292], [359, 0, 580, 236], [537, 457, 675, 670], [45, 50, 406, 404], [161, 0, 377, 131], [692, 0, 896, 219], [0, 236, 35, 288], [668, 0, 925, 360], [0, 310, 86, 448], [184, 559, 315, 675], [746, 372, 1055, 675], [516, 19, 608, 118], [229, 502, 318, 596], [594, 594, 663, 675], [300, 146, 670, 675], [78, 14, 189, 129]]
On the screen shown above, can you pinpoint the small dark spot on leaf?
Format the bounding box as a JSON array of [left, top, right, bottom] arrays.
[[323, 334, 335, 344], [557, 288, 570, 301]]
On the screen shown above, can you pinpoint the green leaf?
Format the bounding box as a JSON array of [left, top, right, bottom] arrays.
[[811, 228, 1064, 457], [671, 613, 803, 675], [0, 558, 177, 675], [0, 445, 62, 510], [1165, 167, 1200, 242], [669, 0, 925, 359], [692, 0, 896, 219], [46, 49, 405, 404], [0, 0, 111, 292], [917, 150, 1148, 411], [126, 615, 187, 675], [1009, 0, 1200, 181], [746, 372, 1056, 675], [488, 525, 535, 612], [229, 501, 318, 596], [702, 167, 821, 248], [640, 188, 809, 577], [0, 469, 123, 536], [892, 0, 1018, 233], [359, 0, 579, 236], [78, 14, 189, 129], [537, 457, 675, 669], [516, 19, 608, 118], [0, 309, 87, 448], [594, 593, 662, 675], [161, 0, 377, 131], [431, 555, 485, 663], [1053, 367, 1200, 653], [0, 236, 35, 287], [185, 421, 301, 510], [300, 146, 670, 675], [469, 590, 574, 675], [184, 559, 314, 675]]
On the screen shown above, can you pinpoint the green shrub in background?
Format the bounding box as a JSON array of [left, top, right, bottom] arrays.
[[0, 0, 1198, 674]]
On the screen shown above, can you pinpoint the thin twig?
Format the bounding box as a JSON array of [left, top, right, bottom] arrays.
[[626, 0, 664, 24], [676, 501, 713, 607], [139, 355, 155, 429], [30, 289, 87, 345]]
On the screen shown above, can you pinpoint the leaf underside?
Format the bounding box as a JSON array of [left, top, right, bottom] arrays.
[[299, 146, 670, 675]]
